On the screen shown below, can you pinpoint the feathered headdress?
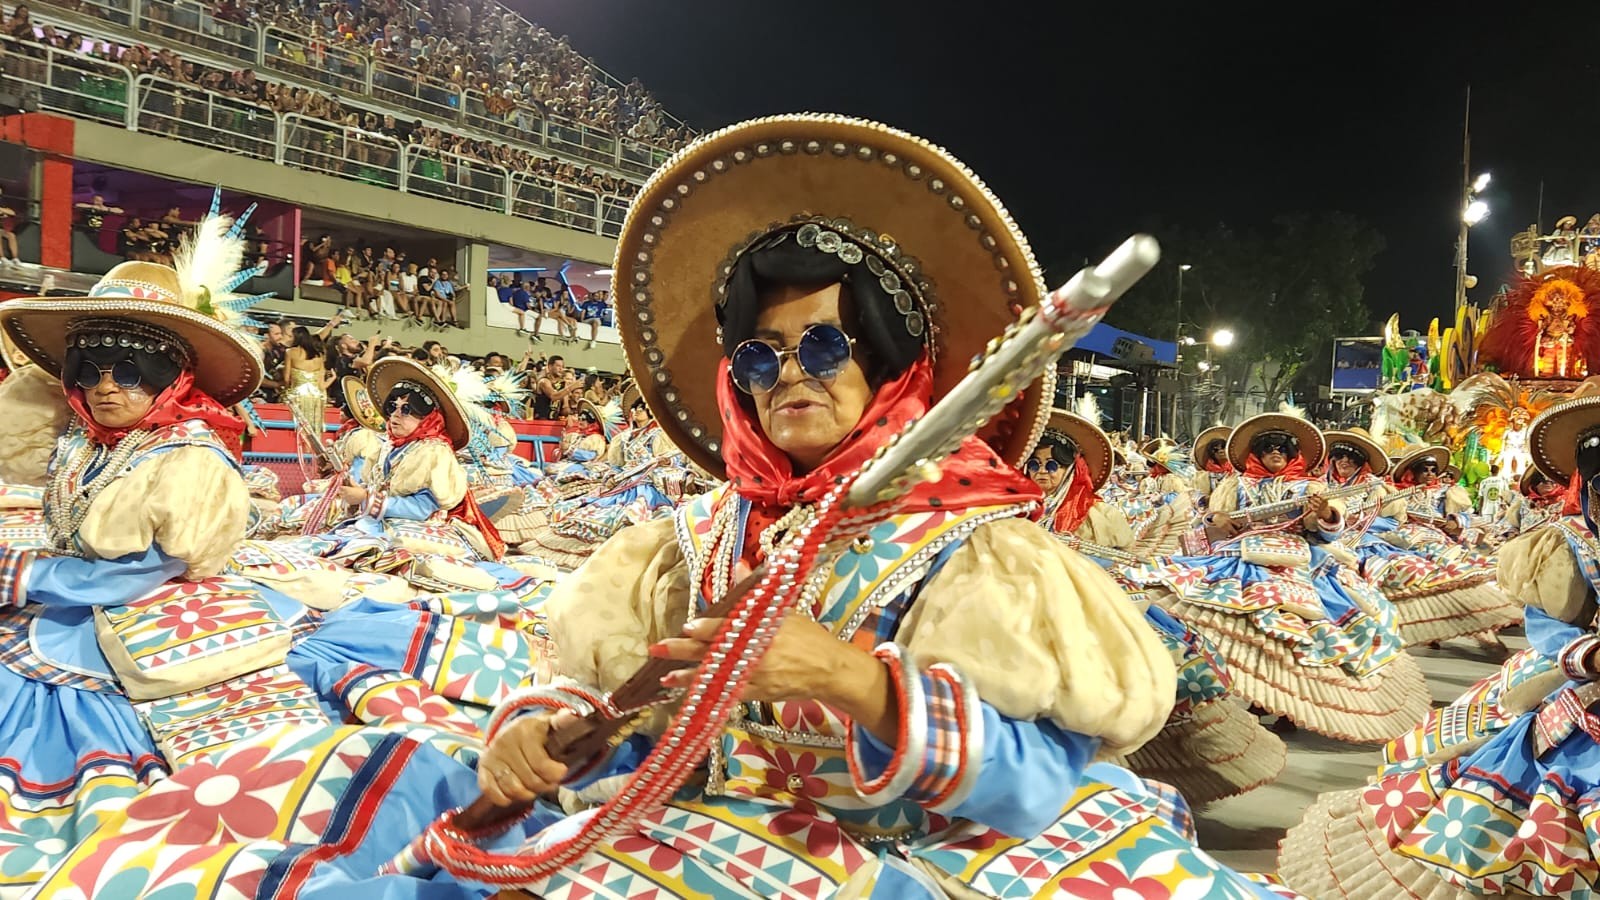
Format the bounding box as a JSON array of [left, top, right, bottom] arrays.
[[1075, 392, 1101, 425]]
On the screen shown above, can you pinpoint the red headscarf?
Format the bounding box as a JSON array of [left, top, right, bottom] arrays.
[[711, 355, 1040, 579], [67, 369, 245, 459], [387, 408, 507, 559], [1203, 458, 1234, 475], [1564, 468, 1586, 517], [1242, 452, 1309, 482], [1047, 460, 1100, 534], [1393, 466, 1438, 489]]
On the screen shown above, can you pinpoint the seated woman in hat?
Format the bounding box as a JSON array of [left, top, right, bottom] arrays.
[[1035, 410, 1286, 805], [1282, 392, 1600, 899], [1191, 424, 1233, 508], [536, 399, 618, 499], [271, 376, 391, 537], [328, 357, 509, 566], [1125, 413, 1429, 743], [1329, 435, 1519, 647]]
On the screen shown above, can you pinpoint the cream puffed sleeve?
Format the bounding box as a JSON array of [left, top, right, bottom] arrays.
[[0, 365, 72, 487], [1208, 475, 1242, 515], [76, 445, 251, 578], [386, 440, 467, 509], [339, 428, 386, 474], [893, 517, 1175, 753], [542, 516, 693, 693], [1498, 523, 1593, 626], [1073, 502, 1135, 550]]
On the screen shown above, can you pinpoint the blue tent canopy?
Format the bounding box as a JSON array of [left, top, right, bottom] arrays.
[[1074, 323, 1177, 365]]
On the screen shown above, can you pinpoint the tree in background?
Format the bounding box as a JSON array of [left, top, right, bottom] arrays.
[[1097, 212, 1384, 418]]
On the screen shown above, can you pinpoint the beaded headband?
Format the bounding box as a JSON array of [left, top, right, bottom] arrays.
[[1328, 441, 1367, 458], [66, 317, 192, 368], [715, 216, 938, 353], [1041, 428, 1078, 448]]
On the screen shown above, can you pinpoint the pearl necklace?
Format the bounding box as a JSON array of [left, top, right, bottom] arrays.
[[44, 428, 153, 554], [696, 495, 827, 620]]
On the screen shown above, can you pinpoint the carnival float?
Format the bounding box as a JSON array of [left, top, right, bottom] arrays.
[[1370, 214, 1600, 491]]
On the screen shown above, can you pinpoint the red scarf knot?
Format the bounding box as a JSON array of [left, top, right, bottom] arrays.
[[67, 369, 244, 460]]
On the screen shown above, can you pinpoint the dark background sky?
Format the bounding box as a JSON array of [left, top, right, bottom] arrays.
[[511, 1, 1597, 331]]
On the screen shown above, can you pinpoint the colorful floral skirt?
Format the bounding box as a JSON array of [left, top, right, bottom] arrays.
[[1282, 697, 1600, 898], [1124, 550, 1430, 743], [1110, 605, 1287, 805], [77, 755, 1294, 900], [1354, 522, 1520, 646]]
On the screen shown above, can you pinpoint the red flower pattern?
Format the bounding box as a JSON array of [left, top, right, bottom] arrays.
[[122, 744, 304, 844], [1502, 799, 1581, 867], [1055, 861, 1173, 899], [754, 746, 829, 802], [767, 800, 844, 859], [153, 598, 250, 641], [361, 682, 461, 728], [612, 833, 682, 873], [775, 700, 833, 733], [1364, 774, 1431, 842]]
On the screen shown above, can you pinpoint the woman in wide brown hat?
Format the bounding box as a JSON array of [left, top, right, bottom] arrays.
[[1033, 409, 1287, 805], [1124, 411, 1430, 742], [0, 217, 270, 888], [451, 114, 1277, 897]]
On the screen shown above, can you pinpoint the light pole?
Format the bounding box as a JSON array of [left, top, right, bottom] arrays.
[[1453, 87, 1491, 315], [1172, 264, 1191, 437]]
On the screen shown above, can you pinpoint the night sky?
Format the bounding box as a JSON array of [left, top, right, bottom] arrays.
[[513, 1, 1598, 332]]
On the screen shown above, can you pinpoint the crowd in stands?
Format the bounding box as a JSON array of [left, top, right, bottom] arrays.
[[489, 273, 611, 349], [4, 0, 693, 152], [250, 316, 623, 421], [299, 235, 467, 329]]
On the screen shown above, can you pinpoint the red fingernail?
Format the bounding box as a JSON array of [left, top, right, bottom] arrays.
[[647, 642, 669, 658], [659, 673, 678, 688]]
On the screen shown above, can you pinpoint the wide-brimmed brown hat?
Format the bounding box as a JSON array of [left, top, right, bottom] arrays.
[[340, 375, 385, 432], [0, 260, 262, 406], [612, 113, 1052, 479], [1191, 425, 1231, 469], [1530, 382, 1600, 482], [367, 357, 469, 450], [1392, 445, 1450, 479], [1557, 215, 1580, 230], [1040, 409, 1112, 490], [1226, 413, 1325, 470], [619, 379, 642, 414], [1324, 427, 1390, 477]]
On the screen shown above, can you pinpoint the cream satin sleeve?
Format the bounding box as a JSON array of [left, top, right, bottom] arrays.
[[77, 446, 251, 578], [1208, 475, 1241, 515], [895, 517, 1175, 753], [1073, 502, 1136, 550], [0, 365, 72, 487], [541, 516, 693, 694], [1498, 523, 1594, 626], [1444, 485, 1474, 516], [387, 440, 468, 509]]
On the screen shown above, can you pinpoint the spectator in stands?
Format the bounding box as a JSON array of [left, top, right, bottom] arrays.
[[534, 354, 582, 419], [73, 195, 122, 238], [578, 287, 609, 348], [332, 247, 366, 314], [301, 233, 333, 283], [0, 193, 17, 267], [581, 371, 607, 407], [508, 275, 536, 338], [422, 340, 445, 365], [431, 267, 459, 328], [324, 330, 375, 409], [256, 321, 288, 402]]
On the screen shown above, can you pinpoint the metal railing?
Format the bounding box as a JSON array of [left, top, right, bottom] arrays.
[[403, 146, 509, 213], [0, 33, 132, 127], [27, 0, 682, 177], [133, 74, 276, 160], [279, 113, 404, 190]]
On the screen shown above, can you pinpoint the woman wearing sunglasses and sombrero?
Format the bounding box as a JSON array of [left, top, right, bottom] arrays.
[[1124, 413, 1429, 743], [1283, 390, 1600, 898], [1033, 410, 1287, 806], [1325, 434, 1519, 648]]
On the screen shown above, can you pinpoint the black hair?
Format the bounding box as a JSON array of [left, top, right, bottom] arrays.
[[1037, 432, 1079, 467], [384, 384, 438, 418], [64, 342, 181, 393], [291, 325, 323, 357], [1579, 426, 1600, 484], [409, 348, 430, 362], [718, 236, 923, 388]]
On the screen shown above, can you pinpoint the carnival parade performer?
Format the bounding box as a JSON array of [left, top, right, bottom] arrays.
[[1281, 391, 1600, 899], [1037, 409, 1287, 805], [1124, 412, 1431, 742], [1192, 424, 1234, 508], [5, 113, 1299, 900], [1382, 445, 1521, 647]]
